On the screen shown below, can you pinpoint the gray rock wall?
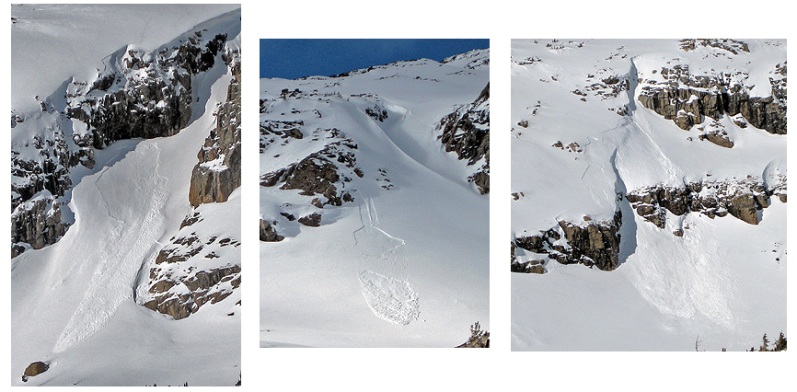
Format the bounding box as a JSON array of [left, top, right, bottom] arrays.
[[637, 63, 786, 135], [512, 211, 622, 272], [189, 50, 241, 207], [437, 83, 490, 194]]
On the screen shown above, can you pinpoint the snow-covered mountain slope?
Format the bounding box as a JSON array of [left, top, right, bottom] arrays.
[[260, 50, 490, 347], [11, 5, 241, 385], [511, 39, 786, 350]]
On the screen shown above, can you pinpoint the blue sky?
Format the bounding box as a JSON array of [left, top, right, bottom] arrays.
[[260, 39, 489, 79]]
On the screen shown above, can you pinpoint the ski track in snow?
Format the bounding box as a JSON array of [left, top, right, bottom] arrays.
[[354, 193, 419, 325], [54, 143, 169, 353]]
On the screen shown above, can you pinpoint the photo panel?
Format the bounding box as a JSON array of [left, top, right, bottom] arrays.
[[259, 39, 491, 347], [10, 4, 242, 385], [510, 39, 786, 351]]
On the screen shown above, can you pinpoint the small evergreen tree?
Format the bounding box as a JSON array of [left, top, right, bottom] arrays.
[[773, 332, 787, 351], [759, 333, 770, 352]]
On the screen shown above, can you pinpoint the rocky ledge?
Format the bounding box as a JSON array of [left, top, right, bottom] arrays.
[[637, 59, 786, 135], [65, 31, 228, 148], [260, 133, 359, 207], [11, 195, 67, 258], [141, 49, 242, 320], [141, 211, 241, 320], [512, 211, 622, 273], [189, 48, 241, 206], [627, 176, 786, 227], [437, 83, 490, 194], [259, 119, 363, 240]]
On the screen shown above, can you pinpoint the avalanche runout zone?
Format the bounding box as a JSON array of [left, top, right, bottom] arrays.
[[358, 270, 420, 326], [354, 196, 418, 325], [53, 144, 169, 353]]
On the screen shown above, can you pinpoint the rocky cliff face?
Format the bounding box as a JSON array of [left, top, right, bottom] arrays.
[[10, 125, 74, 255], [627, 176, 786, 228], [437, 83, 490, 194], [259, 93, 365, 241], [10, 30, 230, 258], [512, 211, 622, 273], [189, 49, 241, 206], [142, 212, 241, 320], [65, 32, 228, 147], [10, 196, 67, 258], [143, 47, 242, 320], [637, 52, 786, 136], [259, 219, 284, 242], [260, 133, 359, 207]]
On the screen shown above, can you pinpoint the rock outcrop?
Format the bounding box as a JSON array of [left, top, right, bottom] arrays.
[[626, 176, 786, 227], [143, 264, 241, 320], [65, 32, 228, 148], [142, 48, 242, 320], [512, 211, 622, 272], [189, 48, 241, 206], [11, 196, 67, 257], [142, 211, 241, 320], [259, 219, 284, 242], [11, 119, 78, 257], [437, 83, 490, 194], [637, 59, 787, 135], [259, 90, 371, 242], [260, 127, 360, 208], [22, 361, 49, 382]]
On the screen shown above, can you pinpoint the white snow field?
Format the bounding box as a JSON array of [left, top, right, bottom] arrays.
[[260, 50, 490, 347], [511, 39, 786, 351], [11, 5, 241, 385]]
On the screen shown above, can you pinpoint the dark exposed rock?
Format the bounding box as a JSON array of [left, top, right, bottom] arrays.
[[679, 39, 750, 55], [284, 158, 341, 200], [155, 235, 202, 264], [179, 211, 203, 228], [66, 34, 228, 148], [727, 194, 759, 225], [468, 169, 490, 195], [11, 135, 78, 212], [189, 49, 241, 207], [22, 361, 49, 382], [260, 219, 284, 242], [626, 177, 785, 227], [298, 213, 322, 227], [144, 254, 241, 320], [11, 197, 68, 257], [365, 105, 388, 122], [511, 259, 546, 274], [557, 211, 622, 271], [437, 83, 490, 194], [699, 130, 735, 148], [637, 63, 786, 134], [512, 211, 622, 272], [260, 119, 305, 150], [261, 131, 359, 207]]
